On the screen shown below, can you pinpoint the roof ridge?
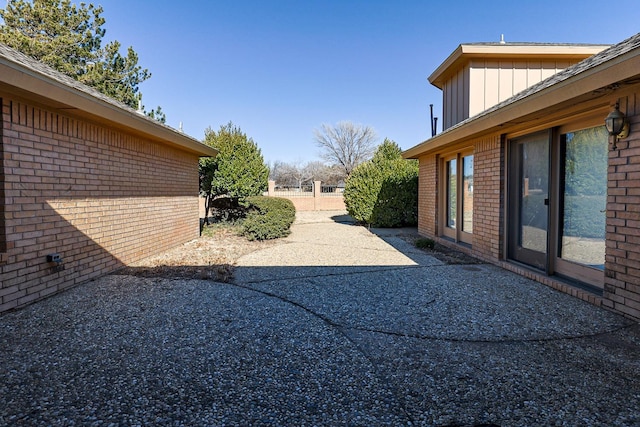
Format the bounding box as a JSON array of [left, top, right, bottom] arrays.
[[461, 41, 612, 47]]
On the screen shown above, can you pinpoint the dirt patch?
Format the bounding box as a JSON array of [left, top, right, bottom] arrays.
[[116, 226, 280, 282], [421, 242, 485, 265], [395, 233, 485, 265], [376, 227, 485, 266]]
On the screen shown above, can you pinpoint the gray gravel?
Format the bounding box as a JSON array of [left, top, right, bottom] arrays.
[[2, 210, 640, 426]]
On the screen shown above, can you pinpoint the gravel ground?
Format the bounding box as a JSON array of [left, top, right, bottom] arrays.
[[1, 210, 640, 426]]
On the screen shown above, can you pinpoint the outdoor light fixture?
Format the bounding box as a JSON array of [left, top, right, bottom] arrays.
[[605, 102, 630, 150]]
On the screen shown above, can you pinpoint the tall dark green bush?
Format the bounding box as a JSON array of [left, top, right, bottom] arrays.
[[343, 139, 419, 227], [342, 161, 382, 224], [241, 196, 296, 241], [371, 163, 419, 227], [200, 122, 269, 222]]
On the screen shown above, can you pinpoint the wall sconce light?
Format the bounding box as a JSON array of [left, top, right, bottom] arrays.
[[605, 102, 630, 150]]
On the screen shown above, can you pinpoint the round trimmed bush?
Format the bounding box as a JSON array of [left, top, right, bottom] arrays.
[[240, 196, 296, 241]]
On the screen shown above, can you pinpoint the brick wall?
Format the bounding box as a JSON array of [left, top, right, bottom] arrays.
[[0, 97, 201, 312], [282, 195, 346, 212], [417, 154, 437, 237], [0, 99, 5, 259], [472, 136, 503, 260], [416, 139, 502, 257], [604, 93, 640, 320], [266, 181, 346, 211]]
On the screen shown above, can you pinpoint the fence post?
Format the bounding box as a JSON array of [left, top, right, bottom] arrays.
[[268, 180, 275, 197], [314, 180, 321, 210]]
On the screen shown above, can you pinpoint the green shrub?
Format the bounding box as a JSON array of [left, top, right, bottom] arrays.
[[343, 139, 419, 227], [240, 196, 296, 241], [207, 196, 246, 223], [415, 237, 435, 249], [199, 122, 269, 217], [370, 164, 419, 227], [343, 161, 382, 224]]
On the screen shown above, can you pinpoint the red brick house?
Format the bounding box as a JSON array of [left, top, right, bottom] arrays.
[[0, 44, 217, 312], [404, 33, 640, 320]]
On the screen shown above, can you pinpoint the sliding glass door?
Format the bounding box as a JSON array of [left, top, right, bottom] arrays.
[[508, 131, 550, 270], [555, 126, 608, 287], [507, 125, 607, 288]]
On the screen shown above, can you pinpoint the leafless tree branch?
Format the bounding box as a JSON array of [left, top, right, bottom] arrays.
[[313, 121, 377, 177]]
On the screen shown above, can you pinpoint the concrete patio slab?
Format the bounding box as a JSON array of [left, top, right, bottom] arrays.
[[1, 210, 639, 426]]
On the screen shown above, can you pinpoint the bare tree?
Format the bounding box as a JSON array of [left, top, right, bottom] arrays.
[[290, 163, 314, 190], [322, 164, 347, 185], [270, 159, 347, 188], [270, 160, 313, 189], [302, 161, 328, 182], [313, 121, 377, 177], [269, 160, 288, 183]]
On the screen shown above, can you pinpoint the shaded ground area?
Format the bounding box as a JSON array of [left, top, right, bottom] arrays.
[[1, 211, 639, 426]]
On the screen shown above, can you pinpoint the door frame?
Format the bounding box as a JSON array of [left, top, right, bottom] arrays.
[[505, 113, 607, 289], [506, 130, 552, 271]]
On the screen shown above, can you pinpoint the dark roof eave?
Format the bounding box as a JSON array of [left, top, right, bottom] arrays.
[[0, 44, 217, 158]]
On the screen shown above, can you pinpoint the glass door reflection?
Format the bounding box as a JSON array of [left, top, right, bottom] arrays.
[[509, 131, 550, 270]]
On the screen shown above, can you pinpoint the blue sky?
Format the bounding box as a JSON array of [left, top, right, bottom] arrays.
[[97, 0, 639, 164]]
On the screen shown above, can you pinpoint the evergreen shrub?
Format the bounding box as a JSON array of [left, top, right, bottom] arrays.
[[343, 139, 419, 227], [240, 196, 296, 241]]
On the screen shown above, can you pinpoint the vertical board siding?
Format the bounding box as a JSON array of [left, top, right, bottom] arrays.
[[445, 59, 584, 129]]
